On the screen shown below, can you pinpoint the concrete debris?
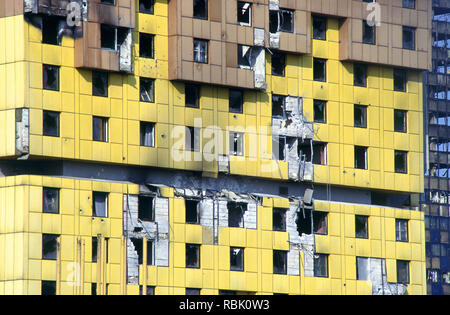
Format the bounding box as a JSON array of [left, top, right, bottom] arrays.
[[15, 108, 29, 157]]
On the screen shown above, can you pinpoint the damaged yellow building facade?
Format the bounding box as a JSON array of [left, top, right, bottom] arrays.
[[0, 0, 430, 295]]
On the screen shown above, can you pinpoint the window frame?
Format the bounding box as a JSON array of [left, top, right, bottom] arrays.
[[237, 2, 252, 26], [92, 191, 109, 218], [43, 64, 60, 91], [43, 187, 60, 214], [43, 110, 60, 138], [193, 38, 209, 64], [396, 219, 409, 242], [355, 215, 369, 239], [92, 116, 109, 142]]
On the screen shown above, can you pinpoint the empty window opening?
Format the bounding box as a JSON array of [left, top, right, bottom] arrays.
[[43, 110, 60, 137], [273, 250, 287, 275], [42, 281, 56, 295], [314, 100, 327, 123], [403, 26, 415, 50], [140, 122, 155, 147], [43, 187, 59, 214], [271, 51, 286, 77], [186, 288, 201, 295], [276, 136, 296, 161], [186, 244, 200, 268], [93, 191, 108, 218], [42, 234, 59, 260], [354, 105, 367, 128], [395, 150, 408, 174], [396, 219, 409, 242], [230, 247, 244, 271], [355, 215, 369, 239], [313, 16, 327, 40], [362, 21, 376, 44], [139, 0, 154, 14], [228, 202, 247, 228], [139, 33, 155, 59], [297, 210, 328, 235], [272, 94, 286, 118], [92, 71, 108, 97], [273, 208, 287, 232], [92, 237, 98, 262], [220, 290, 237, 295], [237, 2, 251, 26], [147, 241, 154, 265], [237, 45, 252, 69], [312, 142, 327, 165], [140, 77, 155, 103], [394, 110, 407, 133], [314, 254, 329, 278], [42, 16, 62, 45], [186, 126, 200, 152], [91, 283, 97, 296], [131, 238, 144, 265], [397, 260, 410, 284], [230, 132, 244, 156], [355, 146, 368, 170], [394, 69, 407, 92], [403, 0, 415, 9], [101, 24, 116, 50], [194, 39, 208, 63], [193, 0, 208, 19], [101, 0, 115, 5], [93, 116, 108, 142], [185, 199, 200, 224], [138, 195, 154, 222], [298, 140, 312, 162], [185, 84, 200, 108], [354, 63, 367, 87], [229, 89, 244, 113], [313, 58, 327, 82], [140, 286, 155, 295], [43, 64, 59, 91], [269, 9, 294, 33]]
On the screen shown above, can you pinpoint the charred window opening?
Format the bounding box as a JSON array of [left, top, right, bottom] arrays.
[[185, 199, 200, 224], [355, 215, 369, 239], [186, 84, 200, 108], [93, 191, 108, 217], [139, 0, 154, 14], [362, 21, 376, 45], [101, 25, 128, 51], [186, 288, 201, 295], [194, 0, 208, 20], [92, 237, 98, 262], [403, 0, 415, 9], [271, 51, 286, 77], [186, 244, 200, 268], [394, 110, 407, 133], [138, 195, 154, 222], [273, 208, 287, 232], [43, 64, 59, 91], [395, 150, 408, 174], [272, 94, 286, 118], [91, 283, 97, 296], [42, 281, 56, 295], [396, 219, 409, 242], [297, 210, 328, 235], [313, 16, 327, 40], [43, 187, 59, 214], [140, 122, 155, 147], [273, 250, 287, 275], [194, 39, 208, 63], [237, 2, 251, 26], [42, 234, 59, 260], [131, 238, 144, 265], [230, 132, 244, 156], [229, 89, 244, 113], [355, 146, 368, 170], [43, 110, 60, 137], [238, 45, 251, 69], [397, 260, 410, 284], [93, 116, 108, 142], [186, 126, 200, 152], [92, 71, 108, 97], [42, 16, 62, 45], [314, 100, 327, 123], [313, 58, 326, 82], [394, 69, 407, 92], [354, 105, 367, 128], [270, 9, 294, 33], [314, 254, 329, 278], [230, 247, 244, 271], [139, 33, 155, 59], [228, 202, 247, 228], [140, 77, 155, 103], [403, 26, 415, 50], [354, 63, 367, 87]]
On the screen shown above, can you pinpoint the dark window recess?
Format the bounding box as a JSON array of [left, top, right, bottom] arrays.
[[237, 45, 251, 68], [101, 24, 116, 50], [42, 16, 62, 45], [147, 241, 153, 265], [354, 63, 367, 87], [271, 51, 286, 77], [230, 132, 244, 156], [193, 0, 208, 19], [395, 151, 408, 174], [314, 100, 327, 123], [228, 202, 247, 228], [397, 260, 410, 284], [140, 77, 155, 103], [273, 208, 287, 232], [362, 21, 376, 44], [91, 283, 97, 296], [42, 234, 59, 260], [230, 247, 244, 271], [272, 94, 286, 118], [298, 140, 312, 162], [93, 191, 108, 217], [139, 0, 154, 14], [186, 244, 200, 268], [140, 122, 155, 147], [229, 89, 244, 113], [43, 64, 59, 91], [275, 136, 296, 162], [42, 281, 57, 295], [402, 0, 415, 9], [394, 110, 407, 133], [220, 290, 237, 295], [394, 69, 407, 92], [92, 71, 108, 97], [313, 16, 327, 40], [355, 215, 369, 239], [193, 39, 208, 63], [138, 195, 154, 222], [185, 84, 200, 108], [269, 9, 294, 33], [101, 0, 115, 4], [139, 33, 155, 58], [186, 126, 200, 152], [403, 26, 415, 50], [93, 116, 108, 142], [131, 238, 144, 265], [313, 58, 327, 82], [354, 105, 367, 128], [237, 2, 251, 25], [308, 142, 327, 165], [92, 237, 98, 262], [186, 288, 201, 295], [43, 110, 60, 137], [185, 199, 200, 224], [297, 210, 328, 235], [43, 187, 59, 214], [354, 146, 368, 170], [273, 250, 287, 275], [140, 286, 155, 295], [105, 238, 109, 263], [314, 254, 329, 278], [396, 219, 409, 242]]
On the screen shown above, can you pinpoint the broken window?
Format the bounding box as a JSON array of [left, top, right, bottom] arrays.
[[186, 126, 200, 152], [313, 58, 327, 82], [92, 71, 108, 97], [403, 26, 415, 50], [355, 146, 368, 170], [356, 257, 370, 281], [396, 219, 409, 242], [139, 0, 154, 14], [43, 187, 59, 214], [92, 237, 98, 262], [272, 94, 286, 118], [43, 64, 59, 91], [355, 215, 369, 239], [314, 100, 327, 123], [395, 150, 408, 174], [297, 210, 328, 235], [93, 116, 108, 142], [394, 69, 407, 92], [403, 0, 415, 9], [43, 110, 60, 137], [271, 51, 286, 77], [237, 45, 252, 69], [313, 142, 327, 165], [93, 191, 108, 218], [194, 39, 208, 63], [313, 16, 327, 40], [314, 254, 329, 278], [131, 238, 144, 265], [42, 281, 56, 296], [185, 199, 200, 224], [276, 136, 296, 162], [185, 84, 200, 108], [193, 0, 208, 19], [138, 195, 154, 222], [139, 33, 155, 59], [273, 250, 288, 275], [354, 105, 367, 128], [394, 110, 407, 133], [186, 288, 201, 295], [354, 63, 367, 87], [397, 260, 410, 284], [229, 89, 244, 113], [230, 132, 244, 156], [230, 247, 244, 271], [186, 244, 200, 268], [140, 122, 155, 147], [273, 208, 287, 232], [42, 16, 61, 45], [269, 9, 294, 33], [237, 2, 252, 26], [42, 234, 59, 260], [140, 77, 155, 103], [228, 202, 247, 228], [362, 21, 376, 45]]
